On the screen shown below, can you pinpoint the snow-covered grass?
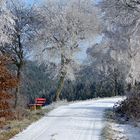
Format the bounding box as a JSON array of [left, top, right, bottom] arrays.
[[101, 109, 140, 140], [44, 100, 68, 111], [110, 122, 140, 140], [0, 100, 68, 140], [101, 122, 128, 140]]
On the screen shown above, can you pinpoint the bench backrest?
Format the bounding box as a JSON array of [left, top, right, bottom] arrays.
[[35, 98, 46, 106]]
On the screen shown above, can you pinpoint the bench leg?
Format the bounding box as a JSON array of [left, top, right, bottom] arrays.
[[30, 105, 36, 111]]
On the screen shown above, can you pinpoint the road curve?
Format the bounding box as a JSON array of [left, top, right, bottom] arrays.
[[10, 97, 122, 140]]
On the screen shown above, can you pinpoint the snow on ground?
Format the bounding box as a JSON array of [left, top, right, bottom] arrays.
[[10, 97, 122, 140], [110, 122, 140, 140]]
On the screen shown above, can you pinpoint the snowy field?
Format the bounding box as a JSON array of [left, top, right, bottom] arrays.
[[10, 97, 123, 140]]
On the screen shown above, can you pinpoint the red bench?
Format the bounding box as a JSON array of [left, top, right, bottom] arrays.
[[35, 98, 46, 106], [29, 98, 46, 110]]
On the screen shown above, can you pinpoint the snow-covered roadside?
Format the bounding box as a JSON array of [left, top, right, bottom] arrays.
[[10, 97, 122, 140], [43, 100, 68, 111], [102, 109, 140, 140], [109, 122, 140, 140]]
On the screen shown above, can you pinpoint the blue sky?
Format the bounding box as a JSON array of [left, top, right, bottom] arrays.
[[26, 0, 36, 4], [95, 0, 102, 3], [26, 0, 102, 5], [25, 0, 40, 6], [76, 35, 102, 62]]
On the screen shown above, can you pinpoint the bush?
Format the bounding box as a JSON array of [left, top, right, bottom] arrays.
[[0, 55, 18, 127], [114, 90, 140, 121]]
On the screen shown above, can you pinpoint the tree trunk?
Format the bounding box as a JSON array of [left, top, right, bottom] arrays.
[[113, 68, 118, 96], [55, 72, 66, 101], [55, 54, 67, 101], [14, 34, 23, 108], [14, 66, 21, 108], [114, 76, 118, 96]]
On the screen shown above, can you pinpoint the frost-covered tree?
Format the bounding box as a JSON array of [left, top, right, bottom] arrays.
[[0, 0, 44, 107], [99, 0, 140, 86], [0, 0, 15, 45], [36, 0, 99, 100], [87, 40, 127, 96]]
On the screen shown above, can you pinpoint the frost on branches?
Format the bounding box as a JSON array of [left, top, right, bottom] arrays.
[[35, 0, 99, 100], [0, 1, 15, 45], [99, 0, 140, 85]]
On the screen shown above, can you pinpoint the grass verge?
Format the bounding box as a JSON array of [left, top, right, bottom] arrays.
[[0, 108, 53, 140], [101, 109, 128, 140]]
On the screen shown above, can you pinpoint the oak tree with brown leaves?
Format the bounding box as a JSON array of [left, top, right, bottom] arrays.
[[0, 55, 18, 124]]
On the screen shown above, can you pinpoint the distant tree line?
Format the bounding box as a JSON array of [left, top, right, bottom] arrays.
[[21, 60, 125, 104]]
